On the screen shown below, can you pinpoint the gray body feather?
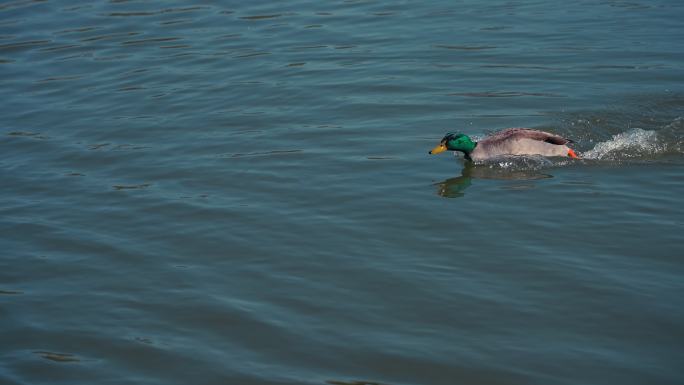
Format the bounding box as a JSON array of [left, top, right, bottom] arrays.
[[470, 128, 572, 161]]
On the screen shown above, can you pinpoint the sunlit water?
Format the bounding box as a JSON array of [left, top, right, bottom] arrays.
[[2, 1, 683, 385]]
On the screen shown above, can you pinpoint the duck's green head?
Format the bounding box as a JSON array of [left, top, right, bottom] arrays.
[[429, 133, 476, 155]]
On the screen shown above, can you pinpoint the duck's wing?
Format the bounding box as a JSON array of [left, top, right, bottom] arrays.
[[480, 128, 573, 146]]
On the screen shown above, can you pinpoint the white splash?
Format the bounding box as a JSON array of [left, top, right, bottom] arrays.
[[581, 128, 662, 160], [471, 154, 555, 171]]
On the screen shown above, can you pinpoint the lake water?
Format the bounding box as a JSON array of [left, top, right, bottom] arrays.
[[1, 1, 683, 384]]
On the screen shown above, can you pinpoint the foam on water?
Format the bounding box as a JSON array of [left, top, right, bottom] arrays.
[[582, 128, 663, 160]]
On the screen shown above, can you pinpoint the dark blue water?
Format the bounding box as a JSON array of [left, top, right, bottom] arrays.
[[2, 1, 684, 384]]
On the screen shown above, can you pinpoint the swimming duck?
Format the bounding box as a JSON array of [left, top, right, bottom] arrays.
[[429, 128, 579, 161]]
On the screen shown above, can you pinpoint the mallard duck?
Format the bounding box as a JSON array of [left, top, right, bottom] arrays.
[[429, 128, 579, 161]]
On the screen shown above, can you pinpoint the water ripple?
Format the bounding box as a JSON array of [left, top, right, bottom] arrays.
[[34, 351, 80, 363], [1, 2, 683, 385], [106, 7, 208, 17]]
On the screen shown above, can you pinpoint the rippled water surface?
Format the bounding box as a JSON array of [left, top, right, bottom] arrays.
[[2, 1, 684, 384]]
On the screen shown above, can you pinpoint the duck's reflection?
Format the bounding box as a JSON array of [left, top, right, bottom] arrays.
[[435, 162, 553, 198]]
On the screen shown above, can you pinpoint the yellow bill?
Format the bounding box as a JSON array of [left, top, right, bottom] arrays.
[[429, 143, 447, 155]]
